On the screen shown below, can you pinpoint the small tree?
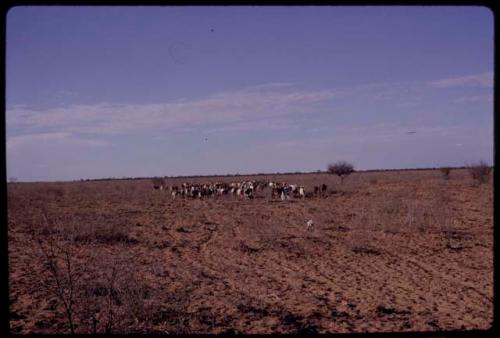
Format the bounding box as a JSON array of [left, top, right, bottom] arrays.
[[440, 167, 451, 180], [34, 237, 83, 334], [327, 161, 355, 184], [467, 161, 492, 184]]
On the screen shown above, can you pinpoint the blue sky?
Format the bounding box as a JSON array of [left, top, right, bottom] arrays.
[[6, 6, 494, 181]]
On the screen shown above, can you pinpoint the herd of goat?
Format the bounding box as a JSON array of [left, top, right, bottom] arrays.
[[153, 180, 328, 200]]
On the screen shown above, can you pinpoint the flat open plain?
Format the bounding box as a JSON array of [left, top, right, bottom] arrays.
[[8, 169, 493, 333]]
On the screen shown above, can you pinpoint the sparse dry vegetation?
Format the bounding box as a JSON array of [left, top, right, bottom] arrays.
[[8, 169, 493, 333], [31, 239, 150, 334], [440, 167, 451, 180], [34, 238, 81, 334], [467, 161, 492, 184]]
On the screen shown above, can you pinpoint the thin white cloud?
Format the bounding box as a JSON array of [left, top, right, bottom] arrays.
[[349, 122, 402, 133], [253, 136, 333, 151], [430, 71, 493, 88], [245, 82, 299, 91], [338, 123, 466, 144], [7, 132, 71, 150], [10, 79, 479, 141], [252, 122, 468, 151], [205, 118, 300, 134], [7, 132, 111, 150], [7, 84, 339, 136], [453, 94, 493, 104], [415, 125, 464, 135]]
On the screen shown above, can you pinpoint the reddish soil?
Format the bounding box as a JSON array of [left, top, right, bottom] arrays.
[[8, 169, 493, 333]]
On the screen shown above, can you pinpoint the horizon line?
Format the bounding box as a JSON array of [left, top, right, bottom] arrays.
[[7, 165, 491, 184]]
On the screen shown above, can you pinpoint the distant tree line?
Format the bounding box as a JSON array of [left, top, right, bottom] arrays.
[[72, 164, 491, 183]]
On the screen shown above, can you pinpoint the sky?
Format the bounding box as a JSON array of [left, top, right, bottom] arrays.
[[6, 6, 494, 182]]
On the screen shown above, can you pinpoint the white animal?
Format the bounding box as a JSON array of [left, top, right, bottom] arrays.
[[298, 187, 305, 198], [306, 219, 314, 231]]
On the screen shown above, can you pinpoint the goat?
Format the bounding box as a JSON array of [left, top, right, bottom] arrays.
[[306, 219, 314, 231]]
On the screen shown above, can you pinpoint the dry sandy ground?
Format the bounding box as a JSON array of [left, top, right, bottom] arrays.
[[8, 169, 493, 334]]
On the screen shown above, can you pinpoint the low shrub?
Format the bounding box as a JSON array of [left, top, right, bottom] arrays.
[[467, 161, 492, 184], [72, 223, 137, 245], [440, 167, 451, 180], [32, 244, 149, 334]]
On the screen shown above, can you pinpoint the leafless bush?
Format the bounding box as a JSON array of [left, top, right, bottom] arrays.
[[77, 251, 155, 334], [151, 177, 165, 188], [327, 161, 355, 184], [440, 167, 451, 180], [81, 254, 147, 333], [32, 237, 87, 334], [467, 161, 492, 184], [31, 240, 149, 334]]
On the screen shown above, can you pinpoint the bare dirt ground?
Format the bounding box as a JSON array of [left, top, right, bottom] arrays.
[[8, 169, 493, 334]]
